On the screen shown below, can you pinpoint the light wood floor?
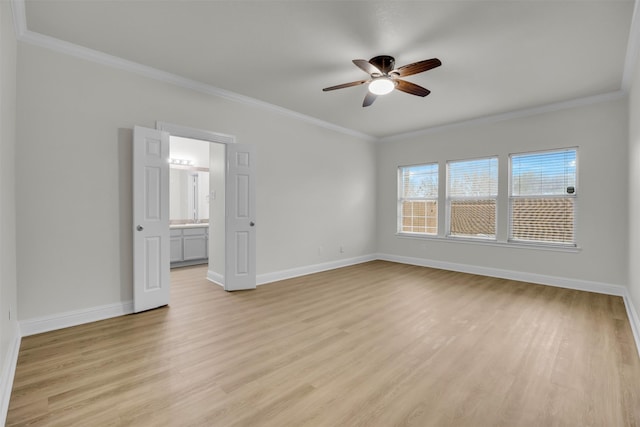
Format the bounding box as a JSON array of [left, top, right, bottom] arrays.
[[7, 261, 640, 426]]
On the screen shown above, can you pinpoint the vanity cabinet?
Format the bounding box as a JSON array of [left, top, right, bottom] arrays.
[[170, 229, 184, 263], [170, 226, 208, 267], [183, 228, 208, 260]]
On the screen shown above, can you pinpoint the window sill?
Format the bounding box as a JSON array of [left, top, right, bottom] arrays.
[[395, 233, 581, 253]]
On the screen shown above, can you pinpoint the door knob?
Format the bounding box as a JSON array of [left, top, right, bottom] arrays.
[[250, 222, 255, 227], [136, 225, 144, 231]]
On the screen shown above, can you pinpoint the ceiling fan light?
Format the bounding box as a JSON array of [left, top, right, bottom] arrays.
[[368, 78, 395, 95]]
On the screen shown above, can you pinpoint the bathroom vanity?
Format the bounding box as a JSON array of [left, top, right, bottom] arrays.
[[170, 224, 208, 268], [169, 164, 210, 268]]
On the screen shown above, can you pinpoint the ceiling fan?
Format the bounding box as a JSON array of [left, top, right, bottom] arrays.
[[322, 55, 442, 107]]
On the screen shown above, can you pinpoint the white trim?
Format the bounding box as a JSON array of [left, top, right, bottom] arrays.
[[19, 301, 134, 337], [161, 122, 234, 291], [8, 0, 639, 142], [10, 0, 26, 38], [13, 25, 374, 142], [376, 253, 640, 357], [623, 293, 640, 358], [9, 255, 640, 361], [157, 122, 235, 145], [207, 270, 224, 287], [396, 233, 581, 254], [0, 326, 20, 426], [622, 0, 640, 91], [379, 90, 627, 143], [256, 255, 377, 285], [376, 253, 627, 296]]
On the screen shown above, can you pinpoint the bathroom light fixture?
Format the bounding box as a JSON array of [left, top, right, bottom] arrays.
[[368, 77, 395, 95], [169, 158, 194, 166]]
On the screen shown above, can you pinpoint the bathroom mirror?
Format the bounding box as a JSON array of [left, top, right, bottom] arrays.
[[170, 167, 210, 224]]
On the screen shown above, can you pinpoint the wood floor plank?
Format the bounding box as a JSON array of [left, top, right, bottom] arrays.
[[7, 261, 640, 426]]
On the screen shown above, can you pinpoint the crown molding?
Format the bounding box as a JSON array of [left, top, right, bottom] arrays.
[[11, 0, 375, 142], [10, 0, 640, 143], [378, 90, 627, 143], [381, 1, 640, 144]]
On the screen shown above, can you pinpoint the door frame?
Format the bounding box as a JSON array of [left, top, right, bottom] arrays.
[[157, 122, 236, 146], [156, 121, 246, 289]]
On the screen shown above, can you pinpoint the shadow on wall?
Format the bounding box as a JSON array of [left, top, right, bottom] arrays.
[[118, 128, 133, 303]]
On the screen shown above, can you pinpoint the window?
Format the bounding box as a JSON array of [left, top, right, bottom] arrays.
[[398, 163, 438, 235], [509, 148, 577, 245], [396, 147, 577, 250], [447, 157, 498, 239]]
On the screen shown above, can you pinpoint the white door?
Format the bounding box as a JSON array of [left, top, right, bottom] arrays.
[[225, 143, 256, 291], [133, 126, 170, 312]]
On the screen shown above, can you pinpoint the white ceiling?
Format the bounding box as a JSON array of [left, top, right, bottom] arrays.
[[21, 0, 637, 139]]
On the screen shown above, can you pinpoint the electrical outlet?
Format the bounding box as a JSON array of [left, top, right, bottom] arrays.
[[339, 246, 344, 253], [318, 245, 323, 256]]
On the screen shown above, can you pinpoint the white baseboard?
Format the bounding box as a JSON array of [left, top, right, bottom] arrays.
[[256, 254, 377, 285], [376, 253, 627, 296], [623, 293, 640, 359], [376, 252, 640, 357], [13, 254, 640, 359], [207, 270, 224, 287], [20, 300, 134, 337], [0, 325, 21, 426], [17, 257, 377, 337]]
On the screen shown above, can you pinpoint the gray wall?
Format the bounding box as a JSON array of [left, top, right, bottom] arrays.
[[16, 43, 377, 320], [377, 98, 629, 286], [629, 49, 640, 318], [0, 0, 19, 404], [11, 12, 639, 337]]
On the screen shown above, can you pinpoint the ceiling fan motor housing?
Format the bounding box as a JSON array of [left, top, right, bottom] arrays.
[[369, 55, 395, 74]]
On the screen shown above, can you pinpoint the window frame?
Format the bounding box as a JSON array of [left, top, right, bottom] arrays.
[[445, 156, 499, 241], [397, 163, 439, 236], [508, 147, 578, 248], [394, 147, 580, 253]]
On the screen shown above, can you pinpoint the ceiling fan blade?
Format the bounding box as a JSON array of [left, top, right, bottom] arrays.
[[363, 92, 377, 107], [394, 58, 442, 77], [395, 80, 431, 97], [353, 59, 382, 76], [322, 80, 369, 91]]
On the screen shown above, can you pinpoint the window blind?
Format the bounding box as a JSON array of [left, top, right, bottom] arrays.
[[447, 157, 498, 238], [510, 149, 577, 245], [511, 150, 576, 196], [399, 164, 438, 234]]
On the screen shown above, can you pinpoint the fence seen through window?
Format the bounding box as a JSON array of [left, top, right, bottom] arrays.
[[447, 157, 498, 239], [399, 163, 438, 235], [510, 148, 577, 245], [398, 147, 578, 248]]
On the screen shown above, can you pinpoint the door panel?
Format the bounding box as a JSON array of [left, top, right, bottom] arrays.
[[235, 231, 249, 274], [225, 144, 256, 291], [133, 126, 170, 312], [145, 237, 161, 289]]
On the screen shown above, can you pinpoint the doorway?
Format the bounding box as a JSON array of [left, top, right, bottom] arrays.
[[156, 122, 256, 292], [168, 136, 213, 270], [132, 123, 256, 312]]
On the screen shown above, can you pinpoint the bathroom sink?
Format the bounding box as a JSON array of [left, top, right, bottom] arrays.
[[170, 223, 209, 229]]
